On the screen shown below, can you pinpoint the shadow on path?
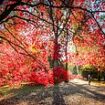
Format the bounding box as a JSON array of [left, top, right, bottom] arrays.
[[0, 81, 105, 105], [52, 85, 66, 105]]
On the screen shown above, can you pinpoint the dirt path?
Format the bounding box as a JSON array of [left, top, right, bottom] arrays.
[[0, 79, 105, 105]]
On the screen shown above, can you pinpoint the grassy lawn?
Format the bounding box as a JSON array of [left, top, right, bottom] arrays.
[[0, 80, 105, 105], [0, 80, 105, 97], [0, 85, 11, 96], [91, 80, 105, 86], [0, 84, 44, 98]]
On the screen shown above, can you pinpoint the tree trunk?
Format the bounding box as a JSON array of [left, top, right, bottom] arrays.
[[64, 33, 69, 83], [53, 35, 60, 84], [98, 71, 101, 81]]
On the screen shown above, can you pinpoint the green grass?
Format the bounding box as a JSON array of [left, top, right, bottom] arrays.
[[0, 83, 63, 98], [0, 84, 44, 97], [0, 85, 11, 96]]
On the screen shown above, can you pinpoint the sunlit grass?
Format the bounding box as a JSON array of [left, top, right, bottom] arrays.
[[92, 81, 105, 87], [0, 84, 44, 98], [0, 85, 11, 96]]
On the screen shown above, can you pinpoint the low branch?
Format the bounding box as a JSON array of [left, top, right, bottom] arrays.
[[91, 13, 105, 37], [0, 0, 22, 22]]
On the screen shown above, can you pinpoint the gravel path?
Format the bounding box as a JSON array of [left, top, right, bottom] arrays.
[[0, 79, 105, 105]]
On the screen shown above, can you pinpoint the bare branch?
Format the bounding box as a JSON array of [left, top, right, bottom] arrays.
[[0, 0, 22, 22], [91, 13, 105, 37]]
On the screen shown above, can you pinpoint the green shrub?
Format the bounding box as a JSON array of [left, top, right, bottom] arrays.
[[80, 64, 97, 79]]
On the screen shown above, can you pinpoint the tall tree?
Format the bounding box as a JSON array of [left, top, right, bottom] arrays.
[[0, 0, 105, 84]]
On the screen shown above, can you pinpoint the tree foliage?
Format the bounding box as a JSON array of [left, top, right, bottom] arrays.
[[0, 0, 105, 86]]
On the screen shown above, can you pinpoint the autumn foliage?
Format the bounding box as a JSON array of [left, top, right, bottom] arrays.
[[0, 0, 105, 87]]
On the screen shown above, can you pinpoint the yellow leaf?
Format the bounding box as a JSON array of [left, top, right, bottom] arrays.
[[29, 45, 38, 53]]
